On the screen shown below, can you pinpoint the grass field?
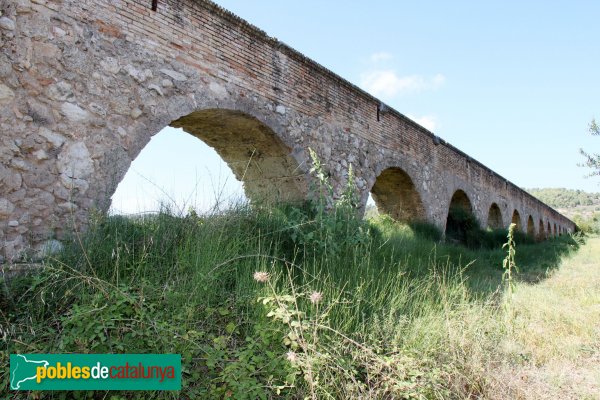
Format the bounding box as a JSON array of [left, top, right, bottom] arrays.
[[1, 202, 596, 399]]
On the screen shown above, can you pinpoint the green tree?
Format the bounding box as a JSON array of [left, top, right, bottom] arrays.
[[580, 119, 600, 176]]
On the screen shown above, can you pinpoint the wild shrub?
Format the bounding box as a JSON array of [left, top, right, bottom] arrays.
[[446, 207, 534, 249], [410, 220, 443, 242]]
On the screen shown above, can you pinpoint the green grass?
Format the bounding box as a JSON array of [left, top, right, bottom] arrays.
[[0, 203, 585, 399]]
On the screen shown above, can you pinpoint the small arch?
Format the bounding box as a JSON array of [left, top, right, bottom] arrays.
[[527, 215, 535, 237], [370, 167, 426, 222], [554, 223, 557, 236], [445, 189, 475, 241], [449, 189, 472, 212], [487, 203, 503, 229], [547, 221, 551, 236], [511, 209, 522, 231], [538, 219, 545, 239]]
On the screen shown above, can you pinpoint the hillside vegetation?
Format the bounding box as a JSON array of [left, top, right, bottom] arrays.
[[527, 187, 600, 232], [2, 193, 594, 398], [527, 188, 600, 209]]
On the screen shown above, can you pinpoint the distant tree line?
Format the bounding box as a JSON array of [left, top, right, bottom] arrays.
[[527, 188, 600, 209]]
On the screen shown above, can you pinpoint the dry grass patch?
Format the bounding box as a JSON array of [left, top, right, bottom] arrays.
[[486, 237, 600, 399]]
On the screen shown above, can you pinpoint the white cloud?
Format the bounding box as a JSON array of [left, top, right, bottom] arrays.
[[407, 114, 439, 132], [369, 52, 393, 63], [360, 70, 445, 98]]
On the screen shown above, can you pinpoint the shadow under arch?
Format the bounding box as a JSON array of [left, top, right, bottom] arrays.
[[370, 167, 426, 222], [527, 215, 535, 237], [168, 108, 307, 204], [448, 189, 472, 212], [445, 189, 475, 241], [511, 209, 523, 232], [538, 219, 546, 240], [487, 202, 503, 229]]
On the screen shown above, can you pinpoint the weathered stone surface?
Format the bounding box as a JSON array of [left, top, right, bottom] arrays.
[[160, 69, 187, 81], [0, 198, 15, 217], [99, 57, 120, 74], [125, 65, 152, 83], [0, 0, 576, 260], [58, 201, 77, 211], [0, 17, 15, 31], [0, 54, 12, 78], [38, 127, 65, 148], [0, 84, 15, 104], [16, 0, 33, 13], [3, 236, 24, 261], [57, 142, 93, 178], [209, 82, 227, 98], [33, 149, 48, 160], [48, 82, 74, 101], [0, 164, 22, 191], [88, 102, 107, 116], [28, 100, 54, 124], [61, 102, 90, 122], [148, 84, 163, 96]]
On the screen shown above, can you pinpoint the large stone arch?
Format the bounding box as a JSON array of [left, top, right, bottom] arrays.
[[0, 21, 327, 260], [170, 109, 306, 203], [369, 167, 426, 222], [88, 92, 314, 220], [487, 202, 503, 229]]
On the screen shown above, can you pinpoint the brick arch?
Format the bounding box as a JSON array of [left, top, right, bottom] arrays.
[[512, 209, 523, 232], [370, 167, 426, 222], [547, 221, 552, 237], [487, 202, 503, 229]]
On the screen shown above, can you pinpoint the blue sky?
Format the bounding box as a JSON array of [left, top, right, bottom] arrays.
[[111, 1, 600, 214]]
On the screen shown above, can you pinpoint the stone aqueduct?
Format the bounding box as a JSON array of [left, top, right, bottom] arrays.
[[0, 0, 575, 260]]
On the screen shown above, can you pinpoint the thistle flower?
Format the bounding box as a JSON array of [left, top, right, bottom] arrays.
[[309, 291, 323, 304], [286, 351, 297, 363], [253, 271, 269, 283]]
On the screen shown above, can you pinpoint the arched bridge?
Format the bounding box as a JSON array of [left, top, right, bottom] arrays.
[[0, 0, 575, 260]]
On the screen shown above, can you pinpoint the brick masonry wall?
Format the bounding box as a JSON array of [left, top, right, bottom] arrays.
[[0, 0, 575, 261]]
